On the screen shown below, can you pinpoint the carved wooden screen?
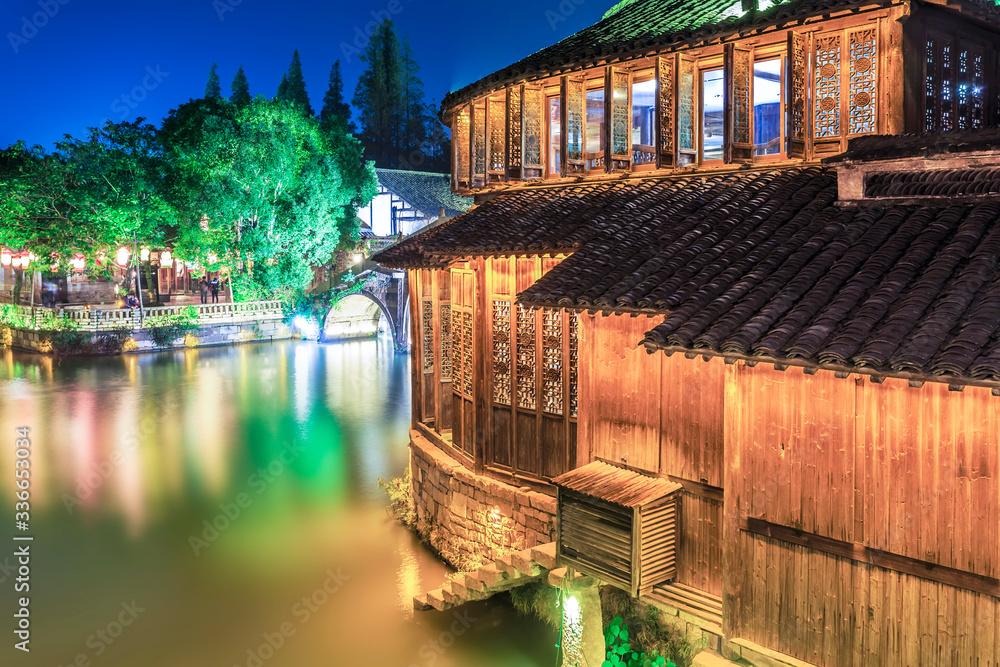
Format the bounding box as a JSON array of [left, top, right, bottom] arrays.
[[522, 86, 545, 180], [472, 101, 487, 188], [451, 267, 475, 459], [813, 31, 844, 145], [487, 95, 506, 181], [925, 34, 987, 132], [656, 56, 675, 168], [847, 26, 878, 136], [725, 44, 754, 164], [812, 26, 879, 153], [422, 299, 434, 376], [787, 31, 810, 158], [453, 106, 471, 188], [486, 257, 577, 481], [437, 270, 453, 432], [676, 54, 697, 166], [564, 76, 586, 174], [507, 86, 523, 180], [610, 68, 632, 170]]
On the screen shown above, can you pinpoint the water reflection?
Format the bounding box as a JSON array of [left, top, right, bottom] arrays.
[[0, 340, 556, 666]]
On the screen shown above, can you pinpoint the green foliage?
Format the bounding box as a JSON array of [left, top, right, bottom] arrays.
[[509, 582, 562, 630], [92, 326, 134, 355], [378, 467, 416, 528], [282, 50, 313, 116], [0, 304, 28, 328], [601, 588, 698, 667], [230, 65, 251, 107], [205, 62, 222, 99], [321, 61, 355, 134], [38, 315, 85, 357], [145, 309, 199, 347]]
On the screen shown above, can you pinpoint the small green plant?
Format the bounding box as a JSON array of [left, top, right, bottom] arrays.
[[145, 309, 200, 347], [603, 616, 673, 667], [509, 582, 561, 629], [93, 326, 134, 355], [0, 304, 27, 328], [601, 588, 698, 667], [378, 468, 416, 528]]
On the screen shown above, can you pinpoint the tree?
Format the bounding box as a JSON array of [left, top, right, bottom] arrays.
[[205, 63, 222, 99], [423, 102, 452, 173], [159, 97, 376, 301], [320, 61, 354, 134], [276, 73, 289, 100], [230, 65, 251, 107], [399, 38, 427, 164], [353, 20, 403, 168], [283, 50, 313, 116]]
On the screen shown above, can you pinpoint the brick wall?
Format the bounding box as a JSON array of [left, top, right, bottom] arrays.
[[409, 430, 556, 567]]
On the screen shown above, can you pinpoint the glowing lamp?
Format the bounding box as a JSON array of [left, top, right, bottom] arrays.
[[207, 253, 218, 264], [71, 254, 86, 272], [352, 253, 363, 265], [140, 248, 150, 262], [116, 247, 130, 268], [160, 250, 172, 266], [20, 252, 30, 269], [96, 251, 105, 266], [0, 249, 11, 267], [11, 254, 22, 269]]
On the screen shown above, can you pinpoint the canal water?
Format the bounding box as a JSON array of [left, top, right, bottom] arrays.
[[0, 339, 557, 666]]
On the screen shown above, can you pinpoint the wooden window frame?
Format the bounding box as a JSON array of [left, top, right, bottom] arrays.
[[698, 59, 726, 167], [752, 47, 788, 164], [631, 69, 657, 172]]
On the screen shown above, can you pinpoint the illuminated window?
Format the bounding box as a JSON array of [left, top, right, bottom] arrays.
[[631, 78, 656, 165], [586, 88, 605, 169], [548, 96, 561, 176], [754, 59, 782, 156], [702, 69, 724, 161]]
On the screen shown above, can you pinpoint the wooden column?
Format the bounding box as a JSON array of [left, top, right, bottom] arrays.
[[473, 256, 488, 474], [408, 269, 422, 427], [721, 361, 742, 657]]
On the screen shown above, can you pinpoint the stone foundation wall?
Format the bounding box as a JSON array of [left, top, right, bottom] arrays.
[[4, 319, 292, 355], [409, 429, 556, 568]]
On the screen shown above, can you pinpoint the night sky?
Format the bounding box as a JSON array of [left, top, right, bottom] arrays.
[[0, 0, 610, 149]]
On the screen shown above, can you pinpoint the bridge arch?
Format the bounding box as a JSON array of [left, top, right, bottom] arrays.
[[319, 269, 410, 350]]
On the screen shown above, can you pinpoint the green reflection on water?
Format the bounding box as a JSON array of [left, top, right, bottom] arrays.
[[0, 340, 555, 666]]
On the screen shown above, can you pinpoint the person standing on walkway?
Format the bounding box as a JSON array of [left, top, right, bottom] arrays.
[[210, 278, 220, 304], [199, 278, 209, 304]]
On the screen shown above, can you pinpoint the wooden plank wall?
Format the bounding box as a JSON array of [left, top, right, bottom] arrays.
[[726, 364, 1000, 666], [579, 314, 725, 596]]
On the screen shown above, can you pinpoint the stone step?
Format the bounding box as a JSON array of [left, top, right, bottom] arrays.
[[449, 579, 482, 601], [495, 555, 522, 579], [463, 571, 487, 593], [477, 563, 509, 588], [440, 582, 461, 605], [424, 588, 451, 612], [510, 549, 543, 577], [413, 593, 434, 612], [547, 566, 597, 591], [530, 542, 558, 570]]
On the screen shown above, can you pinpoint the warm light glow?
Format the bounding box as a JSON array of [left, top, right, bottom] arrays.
[[352, 253, 363, 265], [11, 254, 22, 269], [71, 254, 86, 272], [160, 250, 172, 266], [20, 252, 31, 269], [561, 593, 583, 664], [207, 253, 218, 265], [293, 316, 320, 339], [140, 248, 150, 262], [116, 247, 130, 268], [0, 249, 11, 267]]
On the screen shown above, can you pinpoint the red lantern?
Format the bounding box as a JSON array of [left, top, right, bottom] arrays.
[[0, 249, 11, 267], [20, 252, 31, 269], [71, 254, 85, 272]]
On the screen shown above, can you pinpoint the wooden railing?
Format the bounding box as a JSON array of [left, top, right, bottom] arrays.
[[4, 301, 285, 332]]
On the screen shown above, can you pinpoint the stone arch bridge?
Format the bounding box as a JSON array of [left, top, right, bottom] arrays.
[[320, 268, 409, 350]]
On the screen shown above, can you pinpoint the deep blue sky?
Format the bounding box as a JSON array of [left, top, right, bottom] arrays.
[[0, 0, 610, 149]]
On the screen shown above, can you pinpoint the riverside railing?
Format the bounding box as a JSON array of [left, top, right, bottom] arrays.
[[5, 301, 285, 332]]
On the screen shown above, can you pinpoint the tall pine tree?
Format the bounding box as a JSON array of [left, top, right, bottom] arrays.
[[283, 50, 313, 116], [399, 38, 427, 165], [352, 21, 403, 168], [276, 73, 289, 100], [205, 63, 222, 99], [320, 61, 354, 133], [231, 65, 251, 107]]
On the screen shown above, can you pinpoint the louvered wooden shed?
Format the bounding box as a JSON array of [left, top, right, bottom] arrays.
[[553, 461, 683, 597]]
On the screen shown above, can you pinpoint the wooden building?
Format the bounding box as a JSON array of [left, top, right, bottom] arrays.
[[374, 0, 1000, 664]]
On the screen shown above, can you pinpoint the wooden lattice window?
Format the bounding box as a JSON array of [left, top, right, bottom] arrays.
[[542, 308, 563, 415], [440, 304, 452, 381], [566, 77, 585, 169], [488, 95, 506, 175], [516, 304, 536, 410], [848, 27, 877, 135], [726, 44, 753, 163], [422, 300, 434, 375], [451, 307, 464, 392], [611, 69, 631, 162], [454, 107, 470, 186], [676, 55, 697, 166], [787, 32, 809, 158], [814, 33, 843, 139], [473, 101, 487, 183], [656, 56, 674, 168], [569, 312, 579, 418], [507, 86, 522, 179], [927, 35, 987, 132], [462, 312, 473, 396], [523, 86, 544, 178], [492, 300, 512, 405]]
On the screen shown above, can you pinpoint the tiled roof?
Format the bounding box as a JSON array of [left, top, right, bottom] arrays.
[[865, 168, 1000, 199], [506, 167, 1000, 384], [828, 127, 1000, 163], [375, 169, 472, 218]]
